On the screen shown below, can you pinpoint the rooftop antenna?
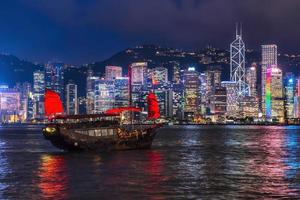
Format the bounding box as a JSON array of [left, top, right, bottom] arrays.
[[240, 22, 243, 37]]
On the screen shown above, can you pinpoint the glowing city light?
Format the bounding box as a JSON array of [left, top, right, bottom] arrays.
[[266, 67, 272, 119], [188, 67, 195, 71]]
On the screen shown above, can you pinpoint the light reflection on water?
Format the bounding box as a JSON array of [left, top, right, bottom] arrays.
[[0, 125, 300, 199], [38, 155, 68, 199], [0, 140, 10, 200]]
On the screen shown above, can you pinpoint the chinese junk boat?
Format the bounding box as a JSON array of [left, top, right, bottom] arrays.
[[42, 89, 162, 151]]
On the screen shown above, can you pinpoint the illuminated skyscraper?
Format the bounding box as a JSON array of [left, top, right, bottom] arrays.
[[129, 62, 148, 109], [149, 67, 171, 117], [86, 68, 97, 114], [150, 67, 168, 86], [172, 61, 181, 84], [211, 86, 227, 116], [18, 82, 32, 121], [154, 89, 171, 118], [33, 70, 45, 118], [221, 81, 238, 117], [114, 77, 129, 107], [105, 66, 122, 80], [172, 83, 184, 119], [230, 24, 248, 100], [94, 79, 115, 113], [284, 73, 295, 119], [266, 67, 284, 122], [45, 62, 64, 102], [294, 97, 300, 118], [199, 73, 207, 115], [0, 86, 20, 123], [297, 78, 300, 96], [246, 63, 257, 97], [205, 66, 221, 114], [262, 45, 277, 117], [171, 63, 184, 119], [183, 67, 200, 119], [240, 96, 259, 118], [66, 83, 78, 115], [295, 77, 300, 118], [33, 70, 45, 100]]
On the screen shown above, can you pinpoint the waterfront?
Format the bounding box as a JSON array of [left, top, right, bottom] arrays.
[[1, 125, 300, 199]]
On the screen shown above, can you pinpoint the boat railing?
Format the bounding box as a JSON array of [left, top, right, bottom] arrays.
[[71, 124, 156, 138], [120, 124, 156, 131], [55, 120, 119, 129], [74, 128, 117, 138]]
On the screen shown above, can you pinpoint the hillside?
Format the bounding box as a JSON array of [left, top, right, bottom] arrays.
[[0, 54, 42, 86]]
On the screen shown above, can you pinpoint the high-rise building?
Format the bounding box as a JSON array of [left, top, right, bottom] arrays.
[[0, 86, 21, 123], [45, 62, 64, 102], [130, 62, 148, 109], [284, 73, 296, 119], [172, 83, 184, 119], [294, 77, 300, 118], [172, 62, 181, 84], [149, 67, 171, 117], [297, 78, 300, 96], [86, 68, 97, 114], [183, 67, 200, 119], [230, 24, 248, 99], [246, 63, 257, 97], [66, 83, 78, 115], [221, 81, 238, 117], [240, 96, 259, 119], [114, 77, 129, 107], [199, 73, 207, 115], [261, 44, 277, 117], [33, 70, 45, 118], [105, 66, 122, 80], [294, 97, 300, 118], [211, 86, 227, 115], [154, 90, 170, 118], [94, 79, 115, 113], [265, 66, 284, 122], [150, 67, 168, 86], [205, 66, 221, 114], [18, 82, 32, 121]]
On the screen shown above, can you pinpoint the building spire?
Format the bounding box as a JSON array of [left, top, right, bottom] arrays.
[[235, 22, 243, 38], [240, 23, 242, 37], [230, 23, 248, 100]]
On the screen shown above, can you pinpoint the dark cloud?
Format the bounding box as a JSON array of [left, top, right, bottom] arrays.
[[0, 0, 299, 64]]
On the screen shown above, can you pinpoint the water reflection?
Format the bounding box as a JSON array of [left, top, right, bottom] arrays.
[[284, 128, 300, 189], [2, 125, 300, 199], [143, 151, 168, 199], [244, 128, 298, 198], [38, 154, 68, 199], [0, 141, 9, 200]]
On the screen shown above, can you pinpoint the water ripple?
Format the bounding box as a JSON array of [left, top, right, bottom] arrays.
[[0, 125, 300, 199]]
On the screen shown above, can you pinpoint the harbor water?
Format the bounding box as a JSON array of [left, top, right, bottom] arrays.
[[1, 125, 300, 199]]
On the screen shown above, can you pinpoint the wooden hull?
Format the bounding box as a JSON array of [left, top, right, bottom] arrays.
[[43, 124, 161, 152]]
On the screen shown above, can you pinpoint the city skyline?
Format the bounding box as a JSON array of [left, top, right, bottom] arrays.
[[1, 1, 300, 124], [3, 2, 300, 200], [1, 38, 300, 124], [1, 0, 300, 64]]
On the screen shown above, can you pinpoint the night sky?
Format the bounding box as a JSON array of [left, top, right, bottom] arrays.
[[0, 0, 299, 64]]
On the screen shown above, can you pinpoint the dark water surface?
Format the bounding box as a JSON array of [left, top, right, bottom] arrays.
[[1, 125, 300, 199]]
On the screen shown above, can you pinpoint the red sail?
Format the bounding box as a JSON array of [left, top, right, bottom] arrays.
[[147, 91, 160, 119], [105, 107, 141, 115], [44, 89, 64, 117]]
